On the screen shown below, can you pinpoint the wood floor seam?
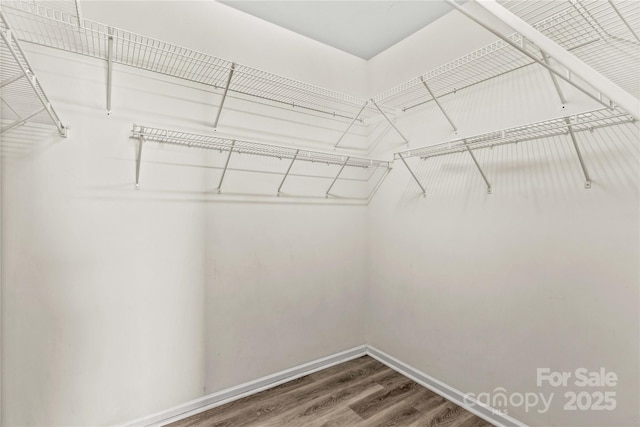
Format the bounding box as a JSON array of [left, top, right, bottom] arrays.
[[167, 356, 495, 427]]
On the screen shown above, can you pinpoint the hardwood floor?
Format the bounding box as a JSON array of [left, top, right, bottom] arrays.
[[168, 356, 494, 427]]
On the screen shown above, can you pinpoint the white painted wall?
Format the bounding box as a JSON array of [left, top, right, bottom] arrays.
[[366, 8, 640, 427], [1, 2, 369, 425], [1, 2, 638, 427]]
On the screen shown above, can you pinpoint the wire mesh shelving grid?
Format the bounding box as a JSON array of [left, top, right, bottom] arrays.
[[373, 0, 639, 112], [394, 107, 635, 160], [1, 1, 385, 122], [503, 0, 640, 98], [132, 125, 391, 170], [0, 9, 66, 136]]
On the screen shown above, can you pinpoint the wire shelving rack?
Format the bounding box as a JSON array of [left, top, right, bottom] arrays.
[[1, 1, 384, 123], [131, 124, 391, 197], [503, 0, 640, 98], [394, 107, 636, 195], [0, 9, 67, 137], [373, 0, 639, 115]]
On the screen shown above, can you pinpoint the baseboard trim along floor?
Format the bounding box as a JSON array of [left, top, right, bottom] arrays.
[[121, 345, 367, 427], [366, 346, 528, 427], [121, 345, 528, 427]]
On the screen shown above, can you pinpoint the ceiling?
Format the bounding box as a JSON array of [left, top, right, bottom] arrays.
[[218, 1, 456, 60]]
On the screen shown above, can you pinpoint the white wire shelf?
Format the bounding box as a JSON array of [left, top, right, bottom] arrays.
[[373, 0, 639, 112], [0, 9, 66, 136], [504, 0, 640, 98], [131, 125, 392, 198], [394, 107, 635, 160], [1, 1, 385, 122], [132, 125, 390, 169]]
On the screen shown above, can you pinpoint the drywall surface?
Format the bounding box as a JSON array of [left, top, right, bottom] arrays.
[[0, 7, 369, 424], [366, 13, 640, 426], [204, 202, 366, 393], [1, 48, 208, 426]]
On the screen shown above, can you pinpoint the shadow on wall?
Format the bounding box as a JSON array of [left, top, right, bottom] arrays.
[[0, 124, 62, 159], [394, 122, 640, 204]]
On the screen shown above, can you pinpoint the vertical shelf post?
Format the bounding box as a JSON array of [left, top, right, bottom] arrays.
[[217, 141, 235, 193], [334, 101, 368, 149], [326, 157, 350, 197], [74, 0, 84, 28], [372, 100, 410, 145], [135, 131, 144, 190], [277, 149, 299, 195], [106, 27, 113, 115], [214, 63, 236, 128], [398, 154, 426, 197]]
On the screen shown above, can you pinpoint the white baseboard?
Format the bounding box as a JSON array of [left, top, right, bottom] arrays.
[[121, 345, 367, 427], [366, 345, 528, 427], [123, 344, 527, 427]]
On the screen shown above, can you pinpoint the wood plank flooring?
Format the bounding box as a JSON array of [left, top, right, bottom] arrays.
[[168, 356, 495, 427]]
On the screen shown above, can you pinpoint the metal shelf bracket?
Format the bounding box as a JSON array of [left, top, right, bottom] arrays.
[[217, 140, 235, 193], [277, 149, 299, 195], [106, 27, 113, 115], [565, 118, 592, 189], [420, 76, 458, 132], [464, 143, 492, 194], [372, 99, 410, 145], [326, 156, 350, 198], [213, 62, 236, 129], [334, 101, 368, 149], [398, 153, 426, 197], [135, 132, 144, 190]]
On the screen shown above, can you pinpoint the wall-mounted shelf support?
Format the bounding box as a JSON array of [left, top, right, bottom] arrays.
[[213, 62, 235, 129], [325, 157, 350, 197], [0, 10, 67, 136], [420, 76, 457, 132], [464, 144, 491, 194], [394, 107, 632, 195], [539, 49, 567, 105], [564, 118, 591, 189], [217, 140, 235, 193], [371, 99, 409, 145], [130, 125, 391, 198], [398, 154, 426, 197], [277, 149, 299, 195], [74, 0, 84, 28], [468, 0, 640, 120], [445, 1, 617, 114], [334, 101, 368, 149], [135, 132, 144, 189], [106, 27, 113, 115]]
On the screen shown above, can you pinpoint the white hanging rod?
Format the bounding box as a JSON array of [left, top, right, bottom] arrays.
[[2, 1, 393, 122], [373, 0, 639, 112], [131, 125, 391, 170], [394, 107, 635, 160], [0, 9, 67, 136]]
